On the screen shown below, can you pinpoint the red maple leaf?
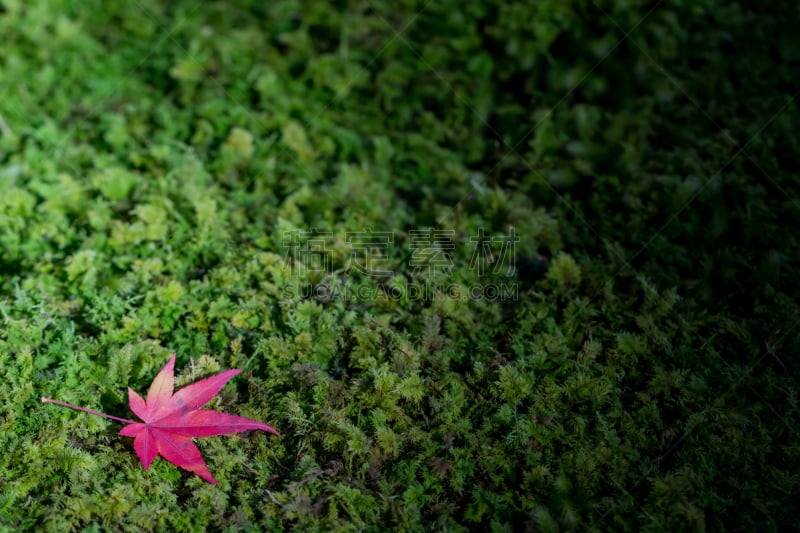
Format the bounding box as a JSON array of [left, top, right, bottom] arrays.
[[42, 354, 279, 484]]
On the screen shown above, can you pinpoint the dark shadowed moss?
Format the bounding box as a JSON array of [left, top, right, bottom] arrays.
[[1, 0, 798, 530]]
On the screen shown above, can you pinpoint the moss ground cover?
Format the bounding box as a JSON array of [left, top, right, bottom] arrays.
[[1, 0, 799, 530]]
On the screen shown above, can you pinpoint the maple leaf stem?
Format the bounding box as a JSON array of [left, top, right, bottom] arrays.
[[41, 397, 137, 424]]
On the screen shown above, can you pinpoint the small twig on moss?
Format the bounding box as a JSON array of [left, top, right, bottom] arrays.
[[265, 489, 281, 506], [766, 340, 787, 372], [0, 114, 11, 136], [240, 461, 283, 505]]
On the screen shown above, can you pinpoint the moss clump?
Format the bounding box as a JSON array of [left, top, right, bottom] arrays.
[[1, 0, 798, 530]]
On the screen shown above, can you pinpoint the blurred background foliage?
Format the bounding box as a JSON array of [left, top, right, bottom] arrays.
[[0, 0, 799, 530]]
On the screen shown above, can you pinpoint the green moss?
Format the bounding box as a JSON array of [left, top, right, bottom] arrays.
[[0, 0, 798, 530]]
